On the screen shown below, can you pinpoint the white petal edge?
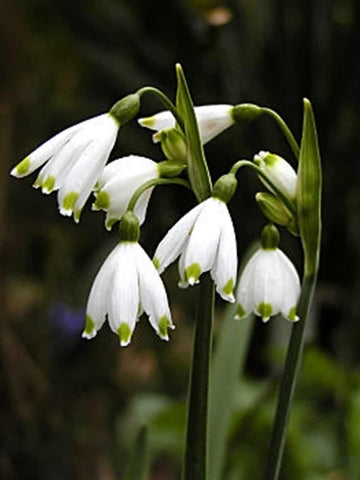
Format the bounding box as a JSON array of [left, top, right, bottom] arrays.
[[211, 203, 237, 302], [154, 202, 205, 274]]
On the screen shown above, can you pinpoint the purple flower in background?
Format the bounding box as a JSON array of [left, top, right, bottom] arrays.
[[49, 301, 84, 338]]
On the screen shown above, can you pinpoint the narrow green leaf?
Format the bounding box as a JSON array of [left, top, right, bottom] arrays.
[[296, 98, 322, 277], [125, 426, 150, 480], [209, 308, 254, 480], [175, 64, 212, 201], [208, 243, 258, 480]]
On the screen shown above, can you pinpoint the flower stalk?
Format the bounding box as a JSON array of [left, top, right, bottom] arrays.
[[262, 99, 322, 480], [176, 65, 214, 480]]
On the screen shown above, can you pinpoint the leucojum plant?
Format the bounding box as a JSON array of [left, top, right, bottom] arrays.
[[11, 65, 321, 480]]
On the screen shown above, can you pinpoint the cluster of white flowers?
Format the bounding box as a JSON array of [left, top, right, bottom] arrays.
[[11, 102, 301, 346]]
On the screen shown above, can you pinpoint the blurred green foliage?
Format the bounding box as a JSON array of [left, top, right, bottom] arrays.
[[1, 0, 360, 478]]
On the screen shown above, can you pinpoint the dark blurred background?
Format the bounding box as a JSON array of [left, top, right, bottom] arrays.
[[1, 0, 360, 479]]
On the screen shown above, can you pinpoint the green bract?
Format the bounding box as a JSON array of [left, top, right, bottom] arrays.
[[296, 99, 322, 277]]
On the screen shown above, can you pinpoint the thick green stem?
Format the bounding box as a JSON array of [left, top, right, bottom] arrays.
[[262, 108, 300, 159], [262, 273, 317, 480], [183, 274, 215, 480]]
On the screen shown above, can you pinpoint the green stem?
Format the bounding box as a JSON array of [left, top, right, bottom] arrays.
[[230, 160, 297, 217], [137, 86, 184, 131], [127, 177, 191, 212], [183, 274, 215, 480], [262, 273, 317, 480], [262, 108, 300, 159]]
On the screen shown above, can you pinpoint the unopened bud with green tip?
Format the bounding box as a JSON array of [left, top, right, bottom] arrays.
[[254, 150, 297, 202], [256, 192, 299, 235], [153, 127, 187, 163], [109, 93, 140, 126], [212, 173, 238, 203], [231, 103, 263, 123], [118, 211, 140, 243], [158, 160, 187, 178]]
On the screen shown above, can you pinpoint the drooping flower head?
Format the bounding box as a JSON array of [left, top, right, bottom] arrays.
[[92, 155, 160, 230], [235, 224, 301, 322], [153, 173, 238, 302], [139, 104, 235, 145], [83, 211, 174, 346], [10, 94, 140, 222]]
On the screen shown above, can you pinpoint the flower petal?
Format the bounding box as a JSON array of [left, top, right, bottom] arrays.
[[58, 115, 118, 219], [235, 250, 260, 319], [193, 104, 234, 144], [153, 202, 204, 274], [108, 243, 139, 346], [11, 115, 104, 178], [211, 203, 237, 302], [135, 244, 174, 340], [183, 198, 222, 283], [276, 250, 301, 320], [84, 243, 121, 338], [252, 250, 283, 320]]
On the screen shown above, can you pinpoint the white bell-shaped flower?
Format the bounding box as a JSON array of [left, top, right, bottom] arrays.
[[138, 104, 235, 145], [254, 150, 297, 201], [92, 155, 159, 230], [154, 196, 237, 302], [235, 225, 301, 322], [83, 214, 174, 346], [11, 113, 119, 222]]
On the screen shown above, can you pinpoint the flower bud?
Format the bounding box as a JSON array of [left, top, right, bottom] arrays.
[[158, 160, 186, 178], [254, 150, 297, 201], [109, 93, 140, 126], [256, 192, 299, 235], [153, 127, 187, 163]]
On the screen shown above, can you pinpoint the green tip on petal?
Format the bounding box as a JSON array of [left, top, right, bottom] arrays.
[[158, 315, 173, 340], [223, 278, 234, 296], [74, 209, 82, 223], [93, 190, 110, 210], [257, 302, 273, 322], [13, 156, 31, 177], [33, 175, 42, 189], [118, 322, 132, 346], [42, 175, 55, 194], [139, 116, 155, 127], [62, 192, 78, 212], [235, 303, 247, 319], [153, 257, 160, 270], [82, 314, 97, 339], [185, 263, 202, 286], [287, 306, 299, 322]]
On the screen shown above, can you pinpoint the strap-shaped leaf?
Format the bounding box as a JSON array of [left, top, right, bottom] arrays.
[[125, 426, 150, 480]]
